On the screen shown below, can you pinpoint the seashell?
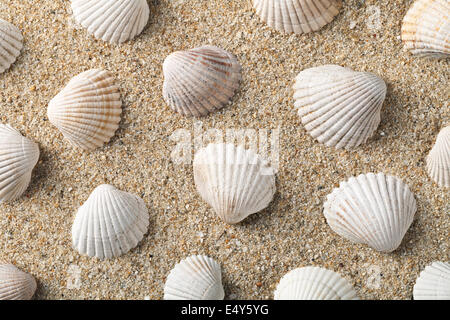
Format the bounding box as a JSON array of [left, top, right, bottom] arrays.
[[0, 19, 23, 74], [72, 184, 149, 259], [426, 126, 449, 187], [274, 266, 359, 300], [253, 0, 342, 34], [164, 255, 224, 300], [71, 0, 150, 44], [193, 143, 276, 224], [163, 45, 241, 117], [323, 172, 417, 253], [413, 261, 450, 300], [293, 65, 387, 150], [0, 124, 39, 203], [0, 263, 37, 300], [401, 0, 450, 58], [47, 69, 122, 150]]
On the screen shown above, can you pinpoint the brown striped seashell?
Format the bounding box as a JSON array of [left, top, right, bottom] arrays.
[[0, 263, 36, 300]]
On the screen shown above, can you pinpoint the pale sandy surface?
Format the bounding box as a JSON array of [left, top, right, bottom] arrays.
[[0, 0, 448, 300]]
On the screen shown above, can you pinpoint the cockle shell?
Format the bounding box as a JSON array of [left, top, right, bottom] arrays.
[[164, 255, 225, 300], [71, 0, 150, 44], [163, 46, 242, 117], [193, 143, 276, 224], [274, 266, 359, 300], [293, 65, 387, 150], [47, 69, 122, 150], [426, 126, 449, 187], [72, 184, 149, 259], [0, 263, 37, 300], [323, 173, 417, 253], [0, 19, 23, 74], [401, 0, 450, 58], [0, 124, 39, 203], [413, 261, 450, 300], [253, 0, 342, 34]]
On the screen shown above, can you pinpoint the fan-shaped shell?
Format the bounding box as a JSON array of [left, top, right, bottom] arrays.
[[293, 65, 387, 150], [163, 46, 242, 117], [47, 69, 122, 150], [0, 19, 23, 74], [253, 0, 342, 34], [72, 184, 149, 259], [71, 0, 150, 44], [0, 263, 37, 300], [164, 255, 224, 300], [274, 266, 359, 300], [323, 172, 417, 253], [426, 126, 449, 187], [0, 124, 40, 203], [193, 143, 276, 224], [413, 261, 450, 300], [401, 0, 450, 58]]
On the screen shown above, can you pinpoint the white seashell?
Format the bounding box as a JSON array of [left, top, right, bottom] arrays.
[[253, 0, 342, 34], [293, 65, 387, 150], [426, 126, 449, 187], [274, 266, 359, 300], [401, 0, 450, 58], [193, 143, 276, 224], [164, 255, 225, 300], [0, 263, 37, 300], [47, 69, 122, 150], [163, 45, 242, 117], [0, 19, 23, 74], [72, 184, 149, 259], [323, 172, 417, 253], [413, 261, 450, 300], [0, 124, 39, 203], [71, 0, 150, 44]]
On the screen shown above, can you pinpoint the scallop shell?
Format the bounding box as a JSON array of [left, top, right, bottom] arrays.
[[0, 263, 37, 300], [193, 143, 276, 224], [293, 65, 387, 150], [401, 0, 450, 58], [163, 46, 241, 117], [71, 0, 150, 44], [0, 124, 40, 203], [0, 19, 23, 74], [323, 172, 417, 253], [72, 184, 149, 259], [253, 0, 342, 34], [47, 69, 122, 150], [413, 261, 450, 300], [164, 255, 225, 300], [274, 266, 359, 300], [426, 126, 449, 187]]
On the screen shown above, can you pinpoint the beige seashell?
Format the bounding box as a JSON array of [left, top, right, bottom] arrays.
[[293, 65, 387, 150], [413, 261, 450, 300], [0, 19, 23, 74], [47, 69, 122, 150], [426, 126, 449, 187], [0, 263, 37, 300], [71, 0, 150, 44], [163, 45, 241, 117], [253, 0, 342, 34], [401, 0, 450, 58]]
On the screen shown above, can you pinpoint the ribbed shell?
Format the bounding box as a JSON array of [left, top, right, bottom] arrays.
[[47, 69, 122, 150], [274, 266, 359, 300], [0, 263, 37, 300], [163, 46, 242, 117], [401, 0, 450, 58], [293, 65, 387, 150], [0, 19, 23, 74], [164, 255, 225, 300], [72, 184, 149, 259], [0, 124, 40, 203], [253, 0, 342, 34], [413, 261, 450, 300], [323, 173, 417, 253], [426, 126, 449, 187], [193, 143, 276, 224], [71, 0, 150, 44]]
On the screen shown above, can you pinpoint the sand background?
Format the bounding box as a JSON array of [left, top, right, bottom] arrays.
[[0, 0, 448, 299]]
